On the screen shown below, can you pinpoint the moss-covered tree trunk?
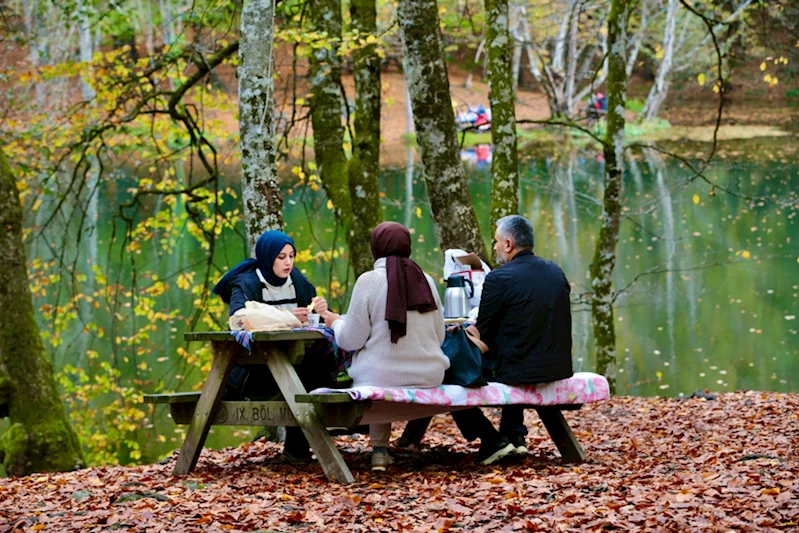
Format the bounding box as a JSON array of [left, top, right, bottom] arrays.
[[397, 0, 488, 259], [347, 0, 383, 270], [309, 0, 374, 275], [590, 0, 630, 395], [486, 0, 519, 227], [0, 149, 85, 476], [240, 0, 283, 252]]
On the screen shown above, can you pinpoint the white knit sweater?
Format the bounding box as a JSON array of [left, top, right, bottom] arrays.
[[331, 258, 449, 388]]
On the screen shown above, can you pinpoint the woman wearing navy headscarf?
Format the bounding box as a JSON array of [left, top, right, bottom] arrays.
[[213, 230, 330, 462], [213, 230, 328, 320]]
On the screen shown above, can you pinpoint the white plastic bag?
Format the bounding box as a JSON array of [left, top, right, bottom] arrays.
[[443, 249, 491, 308], [229, 301, 302, 331]]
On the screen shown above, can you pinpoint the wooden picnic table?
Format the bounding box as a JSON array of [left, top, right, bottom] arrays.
[[148, 330, 598, 483], [160, 331, 357, 483]]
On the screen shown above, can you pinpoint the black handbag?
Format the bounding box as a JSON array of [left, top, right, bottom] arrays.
[[441, 325, 487, 387]]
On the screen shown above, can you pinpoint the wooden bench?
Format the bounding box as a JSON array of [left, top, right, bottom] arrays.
[[295, 392, 589, 463], [149, 331, 607, 483], [146, 391, 588, 464], [143, 391, 368, 430]]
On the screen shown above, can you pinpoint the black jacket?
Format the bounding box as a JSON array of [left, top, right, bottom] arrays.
[[226, 268, 316, 316], [476, 251, 573, 384]]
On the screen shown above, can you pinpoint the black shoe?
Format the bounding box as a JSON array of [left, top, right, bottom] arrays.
[[283, 428, 313, 462], [280, 449, 314, 464], [507, 434, 528, 455], [328, 425, 369, 437], [477, 436, 515, 465]]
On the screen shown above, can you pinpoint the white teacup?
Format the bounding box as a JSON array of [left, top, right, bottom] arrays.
[[307, 313, 321, 327]]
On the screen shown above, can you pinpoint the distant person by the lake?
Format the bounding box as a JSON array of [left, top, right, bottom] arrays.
[[212, 230, 334, 462], [322, 221, 450, 471], [451, 215, 574, 460]]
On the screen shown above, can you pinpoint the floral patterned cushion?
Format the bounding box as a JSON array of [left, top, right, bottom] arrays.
[[310, 372, 609, 406]]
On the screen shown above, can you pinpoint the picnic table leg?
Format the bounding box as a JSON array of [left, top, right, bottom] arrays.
[[173, 340, 236, 475], [266, 348, 356, 483], [534, 407, 586, 463]]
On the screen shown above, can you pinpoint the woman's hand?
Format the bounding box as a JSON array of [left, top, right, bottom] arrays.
[[310, 296, 328, 315], [322, 310, 342, 328], [291, 307, 309, 324]]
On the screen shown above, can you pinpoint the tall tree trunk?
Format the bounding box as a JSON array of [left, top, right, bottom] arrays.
[[77, 0, 99, 367], [309, 0, 374, 275], [564, 1, 580, 114], [510, 2, 533, 88], [625, 0, 651, 78], [552, 0, 577, 74], [511, 39, 522, 91], [159, 0, 176, 46], [590, 0, 630, 394], [77, 0, 95, 101], [510, 4, 554, 108], [347, 0, 384, 275], [486, 0, 519, 226], [403, 83, 415, 228], [397, 0, 488, 259], [133, 0, 155, 56], [23, 0, 50, 107], [0, 149, 85, 476], [239, 0, 283, 253], [643, 0, 754, 121], [545, 0, 579, 117], [641, 0, 678, 121]]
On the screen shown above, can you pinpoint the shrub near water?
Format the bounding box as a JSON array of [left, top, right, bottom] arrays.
[[59, 360, 148, 466]]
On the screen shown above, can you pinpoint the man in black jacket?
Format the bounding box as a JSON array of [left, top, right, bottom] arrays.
[[452, 215, 574, 461]]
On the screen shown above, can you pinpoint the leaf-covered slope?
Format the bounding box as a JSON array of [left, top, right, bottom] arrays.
[[2, 392, 797, 532]]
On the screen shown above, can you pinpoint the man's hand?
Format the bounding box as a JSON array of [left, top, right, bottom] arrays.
[[322, 310, 342, 328], [309, 296, 328, 315], [291, 307, 309, 323]]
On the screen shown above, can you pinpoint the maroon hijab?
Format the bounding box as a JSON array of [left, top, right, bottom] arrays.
[[370, 222, 438, 343]]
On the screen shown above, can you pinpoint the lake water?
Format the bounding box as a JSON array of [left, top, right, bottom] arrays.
[[23, 137, 799, 463]]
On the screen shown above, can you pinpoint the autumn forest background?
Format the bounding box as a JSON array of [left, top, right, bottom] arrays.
[[0, 0, 798, 530]]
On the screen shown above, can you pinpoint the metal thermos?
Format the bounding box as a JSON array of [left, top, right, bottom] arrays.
[[444, 276, 475, 318]]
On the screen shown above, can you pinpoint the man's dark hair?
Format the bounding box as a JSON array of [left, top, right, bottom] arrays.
[[496, 215, 534, 250]]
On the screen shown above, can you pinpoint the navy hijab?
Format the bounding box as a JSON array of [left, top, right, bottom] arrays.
[[254, 231, 297, 286], [213, 231, 300, 304]]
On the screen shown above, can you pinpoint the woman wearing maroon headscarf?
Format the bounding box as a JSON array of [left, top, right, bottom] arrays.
[[323, 222, 449, 471]]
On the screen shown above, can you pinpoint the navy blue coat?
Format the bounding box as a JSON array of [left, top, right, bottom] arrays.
[[224, 268, 316, 316], [475, 251, 573, 384]]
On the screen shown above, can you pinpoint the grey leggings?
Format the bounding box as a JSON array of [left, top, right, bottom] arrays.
[[370, 423, 392, 447]]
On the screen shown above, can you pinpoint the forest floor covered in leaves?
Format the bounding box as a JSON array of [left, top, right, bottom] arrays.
[[2, 391, 798, 532]]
